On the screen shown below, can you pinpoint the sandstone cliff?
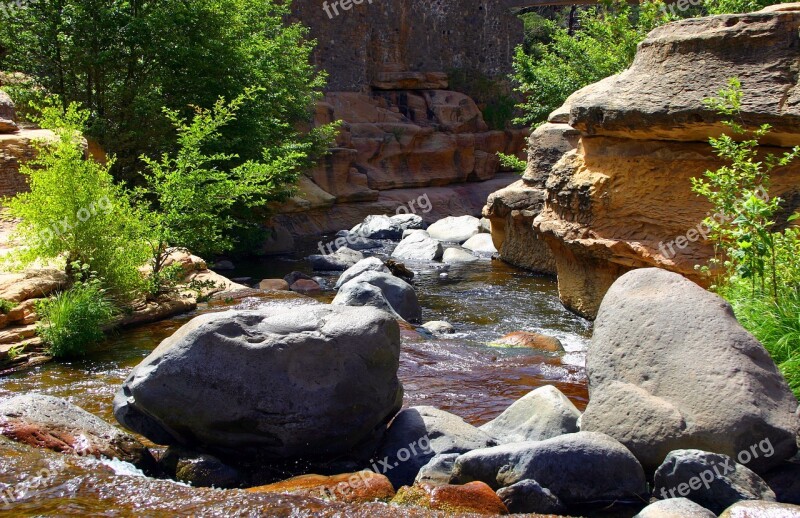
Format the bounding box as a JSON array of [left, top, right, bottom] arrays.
[[485, 4, 800, 319]]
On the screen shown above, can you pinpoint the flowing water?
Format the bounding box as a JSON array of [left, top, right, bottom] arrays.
[[0, 238, 592, 516]]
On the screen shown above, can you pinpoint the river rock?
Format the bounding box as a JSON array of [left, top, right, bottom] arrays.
[[335, 257, 390, 289], [402, 229, 429, 239], [284, 271, 313, 286], [353, 215, 404, 240], [392, 232, 444, 262], [174, 451, 242, 489], [330, 232, 383, 251], [333, 271, 422, 322], [258, 279, 290, 291], [442, 247, 478, 264], [114, 306, 403, 462], [308, 247, 364, 271], [582, 268, 799, 474], [415, 453, 460, 485], [496, 479, 567, 515], [0, 90, 17, 133], [653, 450, 776, 515], [392, 481, 509, 515], [479, 385, 581, 444], [763, 461, 800, 504], [248, 471, 396, 503], [462, 234, 497, 254], [451, 431, 648, 505], [391, 214, 425, 231], [635, 498, 716, 518], [0, 394, 154, 470], [427, 216, 482, 244], [374, 406, 497, 489], [719, 500, 800, 518], [289, 279, 321, 294], [422, 321, 455, 335], [489, 331, 564, 352]]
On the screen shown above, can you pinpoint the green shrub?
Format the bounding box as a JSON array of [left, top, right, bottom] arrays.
[[497, 152, 527, 172], [0, 299, 15, 314], [36, 277, 115, 358]]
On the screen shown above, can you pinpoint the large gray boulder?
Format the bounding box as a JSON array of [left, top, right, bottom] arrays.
[[653, 450, 776, 515], [391, 231, 443, 262], [635, 498, 716, 518], [427, 216, 481, 244], [0, 90, 17, 133], [114, 306, 403, 462], [479, 385, 581, 444], [391, 214, 425, 231], [373, 406, 497, 489], [451, 431, 648, 505], [0, 394, 154, 469], [335, 257, 390, 289], [353, 215, 404, 240], [308, 247, 364, 271], [582, 268, 799, 474], [333, 270, 422, 322], [462, 233, 497, 254]]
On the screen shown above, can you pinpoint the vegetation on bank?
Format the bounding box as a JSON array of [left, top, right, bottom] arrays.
[[693, 79, 800, 398]]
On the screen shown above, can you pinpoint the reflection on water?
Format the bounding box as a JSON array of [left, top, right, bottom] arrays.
[[0, 246, 592, 515]]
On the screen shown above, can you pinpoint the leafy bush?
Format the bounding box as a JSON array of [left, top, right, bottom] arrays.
[[36, 275, 115, 358], [3, 100, 150, 301], [0, 299, 15, 314], [497, 152, 527, 172]]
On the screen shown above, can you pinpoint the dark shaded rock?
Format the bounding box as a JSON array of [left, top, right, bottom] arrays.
[[308, 247, 364, 271], [496, 479, 567, 515]]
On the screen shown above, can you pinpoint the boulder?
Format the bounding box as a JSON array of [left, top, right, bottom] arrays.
[[391, 232, 444, 262], [451, 431, 648, 504], [653, 450, 776, 515], [719, 500, 800, 518], [581, 269, 799, 474], [391, 214, 425, 231], [332, 281, 404, 320], [415, 453, 460, 485], [330, 232, 383, 251], [763, 461, 800, 504], [289, 279, 321, 294], [354, 215, 404, 240], [489, 331, 563, 352], [284, 271, 313, 286], [333, 271, 422, 322], [248, 471, 396, 503], [373, 406, 497, 489], [635, 498, 716, 518], [422, 321, 455, 335], [442, 248, 478, 264], [169, 450, 242, 489], [392, 481, 508, 515], [0, 90, 17, 133], [479, 385, 581, 444], [462, 234, 497, 254], [0, 269, 68, 303], [308, 247, 364, 271], [427, 216, 482, 244], [402, 228, 428, 240], [335, 257, 390, 289], [0, 394, 154, 470], [114, 306, 403, 462], [258, 279, 290, 291], [496, 479, 567, 515]]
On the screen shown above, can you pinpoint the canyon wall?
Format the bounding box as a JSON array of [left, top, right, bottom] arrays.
[[485, 4, 800, 319]]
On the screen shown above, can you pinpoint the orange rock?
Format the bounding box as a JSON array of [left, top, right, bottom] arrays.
[[258, 279, 290, 291], [392, 482, 509, 515], [247, 471, 395, 504], [491, 331, 564, 353], [290, 279, 321, 294]]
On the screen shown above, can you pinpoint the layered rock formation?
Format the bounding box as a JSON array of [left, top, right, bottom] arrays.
[[485, 5, 800, 318]]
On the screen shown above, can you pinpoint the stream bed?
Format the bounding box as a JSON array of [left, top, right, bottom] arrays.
[[0, 243, 592, 516]]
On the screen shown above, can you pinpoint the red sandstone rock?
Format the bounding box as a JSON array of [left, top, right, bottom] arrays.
[[392, 482, 509, 515], [247, 471, 396, 503]]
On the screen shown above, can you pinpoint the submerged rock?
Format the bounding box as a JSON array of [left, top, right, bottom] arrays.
[[114, 306, 403, 463], [582, 269, 799, 474], [479, 385, 580, 444], [257, 279, 290, 291], [333, 271, 422, 322], [247, 471, 396, 503], [489, 331, 563, 352], [0, 394, 154, 470]]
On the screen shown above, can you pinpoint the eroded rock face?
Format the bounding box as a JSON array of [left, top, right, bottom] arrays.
[[114, 306, 403, 463], [485, 6, 800, 318], [0, 90, 17, 133], [581, 269, 799, 474]]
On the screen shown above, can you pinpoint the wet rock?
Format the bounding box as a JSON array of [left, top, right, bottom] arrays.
[[462, 234, 497, 254], [289, 279, 321, 294], [451, 432, 648, 505], [169, 449, 241, 488], [258, 279, 290, 291], [114, 306, 403, 463], [391, 214, 425, 231], [479, 385, 581, 444], [392, 232, 444, 262], [333, 271, 421, 322], [248, 471, 396, 503], [0, 394, 155, 470], [496, 479, 567, 515], [284, 271, 313, 286], [427, 216, 482, 244], [392, 481, 509, 515], [308, 247, 364, 271], [422, 321, 455, 335], [652, 450, 776, 515], [335, 257, 391, 289], [635, 498, 716, 518], [489, 331, 563, 352], [442, 248, 478, 264], [353, 215, 404, 240], [374, 406, 497, 489], [582, 269, 799, 474], [719, 500, 800, 518], [415, 453, 459, 485]]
